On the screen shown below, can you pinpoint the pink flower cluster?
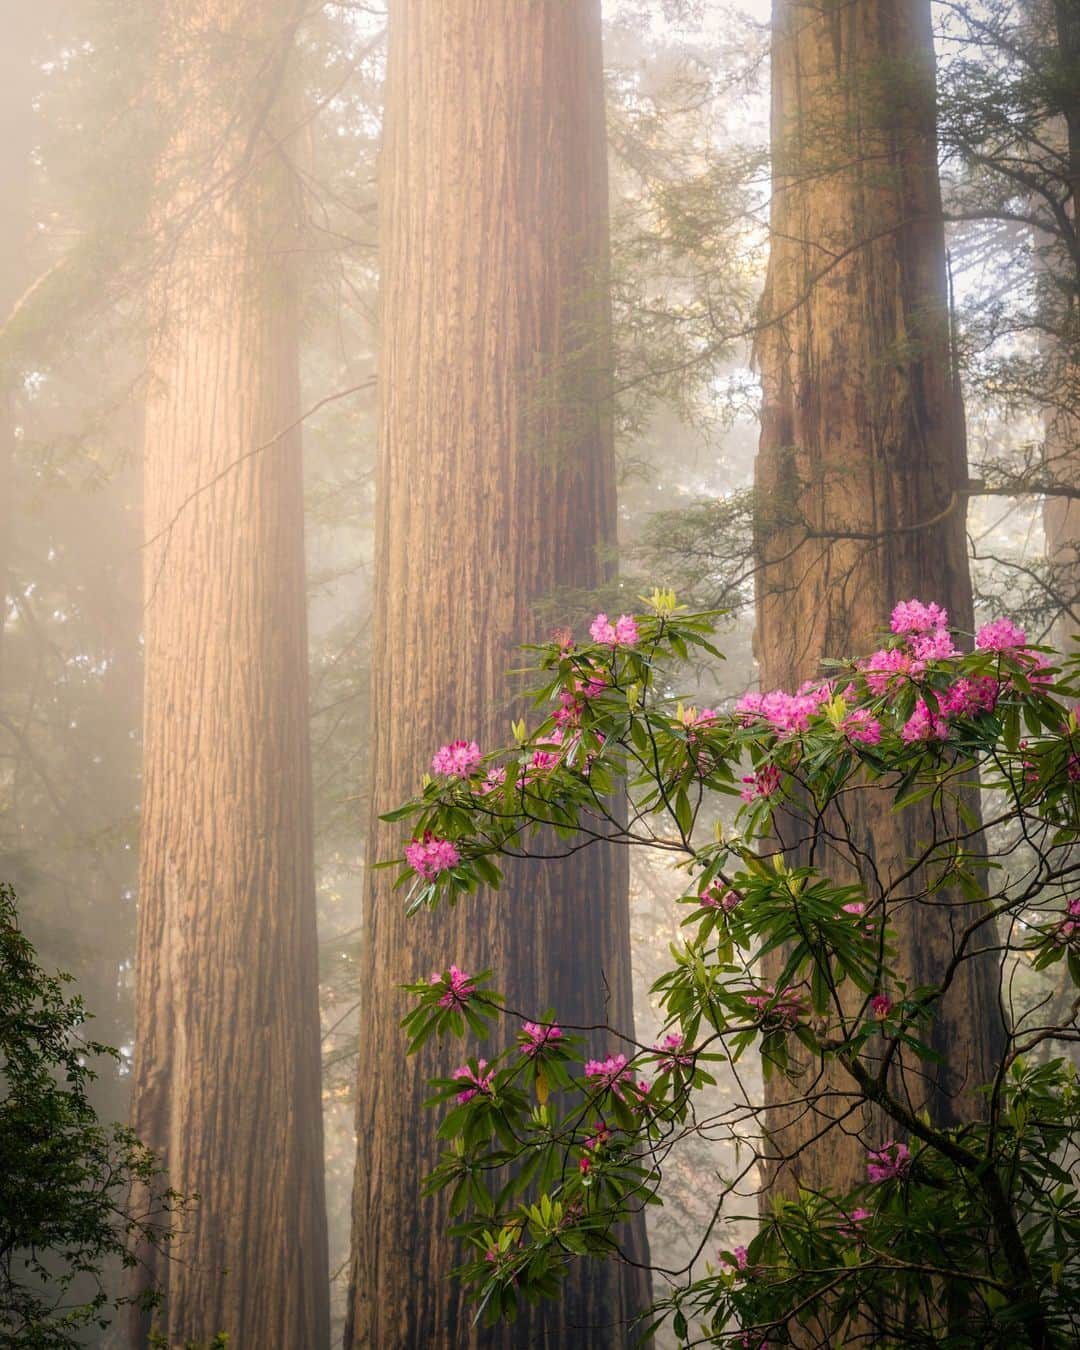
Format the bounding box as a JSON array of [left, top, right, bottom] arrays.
[[740, 763, 781, 803], [865, 600, 957, 699], [553, 668, 608, 729], [452, 1059, 494, 1104], [891, 600, 949, 635], [431, 739, 482, 777], [1056, 897, 1080, 944], [842, 709, 881, 745], [939, 675, 999, 718], [717, 1244, 749, 1277], [746, 984, 804, 1029], [519, 1020, 562, 1056], [584, 1052, 649, 1104], [681, 705, 720, 738], [863, 646, 918, 696], [654, 1031, 694, 1072], [529, 730, 564, 774], [700, 880, 741, 912], [837, 1206, 873, 1237], [589, 612, 639, 647], [866, 1140, 911, 1183], [585, 1120, 610, 1152], [900, 697, 949, 743], [477, 765, 506, 795], [870, 992, 893, 1019], [430, 964, 475, 1009], [735, 685, 830, 737], [584, 1052, 632, 1098], [406, 833, 460, 880], [976, 617, 1026, 651]]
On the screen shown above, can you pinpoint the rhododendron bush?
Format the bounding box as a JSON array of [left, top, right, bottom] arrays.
[[385, 592, 1080, 1347]]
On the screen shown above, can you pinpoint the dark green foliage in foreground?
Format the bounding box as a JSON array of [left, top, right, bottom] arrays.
[[0, 883, 181, 1347]]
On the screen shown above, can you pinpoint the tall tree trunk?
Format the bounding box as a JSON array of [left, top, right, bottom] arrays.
[[129, 3, 329, 1344], [345, 3, 650, 1346], [1043, 0, 1080, 649], [754, 0, 1004, 1200], [0, 10, 36, 670]]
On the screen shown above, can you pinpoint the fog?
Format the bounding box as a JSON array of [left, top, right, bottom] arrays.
[[1, 1, 1075, 1347]]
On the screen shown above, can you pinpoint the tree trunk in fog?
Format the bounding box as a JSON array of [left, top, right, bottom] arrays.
[[1043, 0, 1080, 650], [0, 12, 36, 668], [129, 3, 328, 1345], [345, 3, 650, 1346], [754, 0, 1004, 1200]]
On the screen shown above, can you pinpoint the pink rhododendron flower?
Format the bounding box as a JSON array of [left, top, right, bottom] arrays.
[[734, 691, 765, 722], [519, 1020, 562, 1056], [901, 698, 949, 743], [452, 1059, 494, 1104], [866, 1140, 911, 1183], [740, 764, 781, 802], [870, 993, 893, 1020], [525, 728, 565, 777], [430, 963, 476, 1009], [891, 600, 949, 634], [842, 709, 881, 745], [910, 626, 958, 662], [699, 880, 741, 912], [589, 612, 639, 647], [838, 1206, 873, 1236], [862, 646, 917, 695], [578, 1156, 592, 1175], [842, 901, 866, 916], [976, 617, 1027, 651], [406, 833, 461, 880], [476, 765, 506, 794], [585, 1120, 610, 1152], [574, 667, 609, 700], [553, 689, 584, 728], [718, 1244, 750, 1276], [1021, 649, 1054, 687], [681, 705, 719, 736], [940, 675, 999, 718], [746, 984, 804, 1029], [431, 739, 482, 777], [655, 1031, 693, 1072], [736, 688, 825, 736], [584, 1052, 633, 1100]]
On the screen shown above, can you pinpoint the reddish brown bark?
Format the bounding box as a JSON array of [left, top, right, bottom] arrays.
[[1043, 0, 1080, 649], [345, 2, 649, 1346], [129, 3, 328, 1344], [754, 0, 1003, 1198]]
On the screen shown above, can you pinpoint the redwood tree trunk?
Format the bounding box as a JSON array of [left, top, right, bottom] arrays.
[[345, 3, 649, 1346], [129, 3, 328, 1344], [1043, 0, 1080, 649], [754, 0, 1004, 1198]]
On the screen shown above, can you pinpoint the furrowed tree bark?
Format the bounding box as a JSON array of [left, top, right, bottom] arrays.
[[129, 3, 328, 1344], [345, 2, 650, 1346], [754, 0, 1005, 1203]]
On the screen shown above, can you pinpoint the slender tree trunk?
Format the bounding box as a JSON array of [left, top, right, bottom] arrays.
[[1043, 0, 1080, 649], [0, 11, 36, 670], [754, 0, 1004, 1201], [129, 3, 328, 1344], [345, 3, 649, 1346]]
